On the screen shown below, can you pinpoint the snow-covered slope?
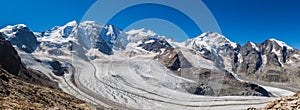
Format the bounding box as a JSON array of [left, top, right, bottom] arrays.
[[188, 32, 238, 51], [0, 24, 27, 39], [38, 21, 78, 43], [126, 28, 160, 43], [185, 32, 240, 72]]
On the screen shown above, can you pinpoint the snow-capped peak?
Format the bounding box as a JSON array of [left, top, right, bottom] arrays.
[[39, 21, 79, 43], [0, 24, 29, 39], [15, 24, 27, 28], [80, 20, 97, 25], [3, 24, 27, 29], [0, 24, 28, 32], [60, 21, 78, 38], [269, 38, 293, 50], [190, 32, 238, 51], [126, 28, 157, 36], [65, 20, 78, 27], [126, 28, 161, 43]]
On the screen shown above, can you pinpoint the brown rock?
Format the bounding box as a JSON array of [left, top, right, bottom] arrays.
[[260, 91, 300, 110], [265, 102, 275, 109]]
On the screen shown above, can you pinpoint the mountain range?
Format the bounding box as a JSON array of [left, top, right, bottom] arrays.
[[0, 21, 299, 109]]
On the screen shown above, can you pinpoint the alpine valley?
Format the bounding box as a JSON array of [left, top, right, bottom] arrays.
[[0, 21, 299, 109]]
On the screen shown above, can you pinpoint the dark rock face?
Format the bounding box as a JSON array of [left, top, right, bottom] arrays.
[[95, 40, 113, 55], [3, 26, 39, 53], [49, 60, 68, 76], [0, 34, 58, 89], [238, 42, 262, 74], [245, 84, 270, 97], [0, 34, 23, 75], [138, 38, 172, 53], [0, 70, 10, 96], [47, 49, 66, 56], [154, 48, 192, 75], [192, 84, 215, 96], [219, 84, 270, 97]]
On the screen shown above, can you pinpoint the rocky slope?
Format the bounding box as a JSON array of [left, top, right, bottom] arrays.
[[155, 48, 271, 96], [235, 39, 300, 91], [0, 33, 24, 75], [0, 34, 93, 109], [0, 67, 92, 109]]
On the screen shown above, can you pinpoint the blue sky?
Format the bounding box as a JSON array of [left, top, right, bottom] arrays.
[[0, 0, 299, 49], [0, 0, 95, 31], [203, 0, 300, 49]]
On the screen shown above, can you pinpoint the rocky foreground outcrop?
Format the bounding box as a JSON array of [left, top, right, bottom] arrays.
[[0, 67, 92, 109], [249, 92, 300, 110], [0, 34, 93, 109]]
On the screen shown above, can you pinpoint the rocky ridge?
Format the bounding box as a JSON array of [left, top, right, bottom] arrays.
[[235, 39, 300, 91]]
